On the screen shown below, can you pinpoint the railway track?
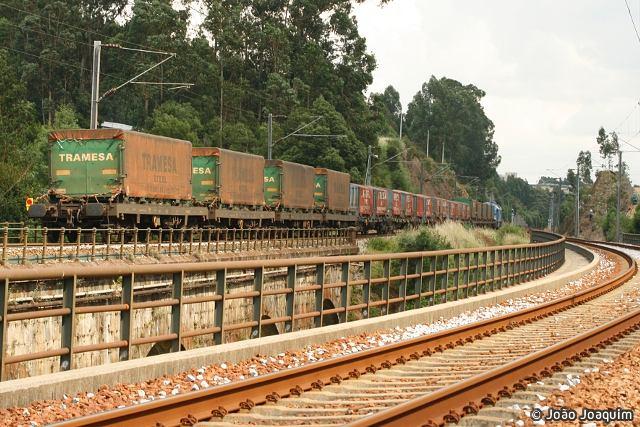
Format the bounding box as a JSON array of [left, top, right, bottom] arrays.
[[49, 238, 638, 427]]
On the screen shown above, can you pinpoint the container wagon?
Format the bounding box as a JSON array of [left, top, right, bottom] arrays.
[[192, 147, 273, 226], [29, 129, 207, 234], [314, 168, 356, 224], [264, 160, 321, 224]]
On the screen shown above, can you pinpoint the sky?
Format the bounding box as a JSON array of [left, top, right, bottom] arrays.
[[354, 0, 640, 184]]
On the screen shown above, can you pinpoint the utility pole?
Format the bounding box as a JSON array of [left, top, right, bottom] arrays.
[[441, 140, 445, 163], [365, 146, 373, 186], [549, 197, 554, 230], [426, 129, 430, 158], [399, 113, 403, 141], [616, 150, 622, 242], [267, 113, 273, 160], [90, 41, 102, 129], [575, 164, 580, 237], [556, 178, 561, 232]]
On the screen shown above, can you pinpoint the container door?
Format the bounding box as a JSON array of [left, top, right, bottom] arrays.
[[264, 165, 282, 207], [50, 138, 121, 197], [192, 155, 218, 202], [315, 174, 328, 209]]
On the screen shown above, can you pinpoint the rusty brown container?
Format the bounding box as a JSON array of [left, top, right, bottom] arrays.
[[49, 129, 192, 200], [192, 147, 265, 207], [265, 160, 315, 210], [314, 168, 350, 213]]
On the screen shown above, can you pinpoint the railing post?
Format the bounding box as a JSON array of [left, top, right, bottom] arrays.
[[42, 227, 48, 264], [252, 267, 264, 338], [214, 269, 226, 345], [413, 257, 424, 308], [363, 260, 372, 318], [90, 228, 97, 261], [145, 228, 151, 256], [132, 227, 138, 258], [400, 258, 408, 311], [170, 271, 184, 352], [60, 275, 77, 372], [285, 266, 297, 332], [21, 226, 29, 265], [119, 273, 134, 361], [383, 259, 391, 315], [105, 229, 112, 260], [427, 255, 436, 305], [315, 263, 326, 327], [75, 227, 81, 260], [453, 254, 460, 300], [0, 278, 8, 380], [1, 226, 8, 266], [340, 262, 349, 322], [58, 228, 65, 261], [119, 228, 125, 259]]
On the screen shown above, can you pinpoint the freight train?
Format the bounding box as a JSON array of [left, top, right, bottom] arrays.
[[28, 129, 503, 235]]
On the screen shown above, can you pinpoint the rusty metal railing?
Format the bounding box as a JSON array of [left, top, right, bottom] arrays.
[[0, 230, 564, 381], [622, 233, 640, 246], [0, 227, 357, 265]]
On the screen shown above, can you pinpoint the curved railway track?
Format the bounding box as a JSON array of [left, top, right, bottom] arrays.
[[48, 238, 639, 427]]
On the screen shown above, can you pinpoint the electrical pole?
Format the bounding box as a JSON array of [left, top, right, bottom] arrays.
[[399, 113, 403, 141], [267, 113, 273, 160], [426, 129, 430, 158], [575, 164, 580, 237], [90, 41, 102, 129], [556, 178, 562, 232], [441, 140, 445, 164], [365, 146, 372, 186], [616, 150, 622, 242]]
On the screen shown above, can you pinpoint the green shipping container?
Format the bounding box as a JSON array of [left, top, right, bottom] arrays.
[[192, 154, 218, 202], [51, 137, 121, 197], [263, 165, 281, 208], [263, 160, 315, 210], [49, 129, 193, 200]]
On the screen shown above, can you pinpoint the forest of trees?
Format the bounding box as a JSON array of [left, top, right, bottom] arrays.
[[0, 0, 509, 221]]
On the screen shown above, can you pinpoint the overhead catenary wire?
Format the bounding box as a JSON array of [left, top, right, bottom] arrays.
[[0, 1, 158, 52], [624, 0, 640, 45]]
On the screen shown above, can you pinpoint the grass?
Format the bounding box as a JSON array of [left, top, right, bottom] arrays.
[[365, 221, 529, 254]]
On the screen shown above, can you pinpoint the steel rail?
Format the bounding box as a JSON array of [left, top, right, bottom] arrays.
[[52, 239, 633, 427], [348, 238, 638, 426]]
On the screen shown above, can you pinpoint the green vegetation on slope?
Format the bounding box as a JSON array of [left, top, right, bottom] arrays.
[[366, 222, 529, 254]]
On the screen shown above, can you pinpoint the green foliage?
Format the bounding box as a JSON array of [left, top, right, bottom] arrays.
[[405, 76, 500, 180], [495, 224, 528, 245], [367, 227, 451, 254], [149, 101, 203, 144], [577, 150, 592, 183], [487, 175, 551, 228], [596, 127, 619, 170], [0, 49, 47, 220]]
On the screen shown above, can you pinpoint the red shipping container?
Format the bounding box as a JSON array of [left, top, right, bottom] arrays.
[[426, 197, 433, 218], [391, 191, 402, 216], [405, 193, 414, 217], [416, 195, 425, 218], [359, 186, 373, 216], [373, 188, 388, 216]]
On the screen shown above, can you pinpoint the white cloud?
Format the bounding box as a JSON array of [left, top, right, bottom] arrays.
[[355, 0, 640, 184]]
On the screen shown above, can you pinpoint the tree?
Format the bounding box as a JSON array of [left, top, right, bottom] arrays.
[[149, 101, 203, 144], [405, 76, 500, 180], [576, 150, 592, 184], [596, 127, 619, 169], [0, 49, 47, 220]]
